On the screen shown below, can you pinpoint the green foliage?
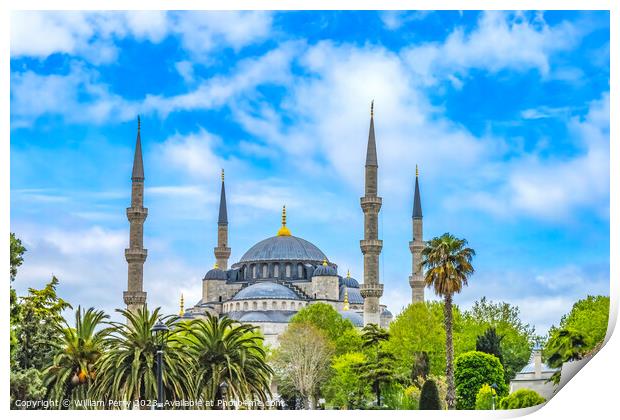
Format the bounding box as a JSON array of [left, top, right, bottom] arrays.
[[271, 322, 334, 409], [411, 351, 430, 387], [553, 295, 609, 352], [544, 328, 589, 385], [323, 352, 371, 409], [476, 328, 503, 363], [499, 389, 545, 409], [475, 383, 496, 410], [454, 351, 507, 410], [382, 382, 418, 410], [290, 302, 356, 354], [43, 306, 109, 407], [10, 232, 26, 282], [419, 379, 441, 410], [10, 368, 46, 409], [91, 306, 194, 408], [178, 314, 273, 407], [14, 276, 71, 371]]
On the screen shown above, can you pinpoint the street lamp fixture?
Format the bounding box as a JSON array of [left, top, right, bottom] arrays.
[[491, 383, 498, 410], [151, 320, 169, 410]]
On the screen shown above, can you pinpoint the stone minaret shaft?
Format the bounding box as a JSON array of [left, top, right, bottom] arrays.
[[124, 117, 148, 312], [214, 169, 231, 270], [409, 166, 425, 303], [360, 102, 384, 326]]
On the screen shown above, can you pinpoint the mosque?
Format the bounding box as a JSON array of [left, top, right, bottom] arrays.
[[122, 104, 426, 346]]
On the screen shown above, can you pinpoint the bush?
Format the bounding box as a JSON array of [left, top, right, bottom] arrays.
[[419, 379, 441, 410], [454, 351, 508, 409], [475, 384, 497, 410], [499, 389, 545, 409]]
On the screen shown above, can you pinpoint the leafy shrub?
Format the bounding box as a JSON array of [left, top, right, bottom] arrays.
[[454, 351, 508, 409], [499, 389, 545, 409], [419, 379, 441, 410], [475, 383, 497, 410]]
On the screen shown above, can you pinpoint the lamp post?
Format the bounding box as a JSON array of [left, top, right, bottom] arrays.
[[491, 383, 498, 410], [151, 320, 169, 410]]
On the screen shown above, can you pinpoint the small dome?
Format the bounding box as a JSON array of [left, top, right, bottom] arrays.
[[313, 260, 337, 276], [339, 310, 364, 327], [381, 307, 393, 317], [204, 267, 227, 280], [232, 281, 301, 301], [340, 272, 360, 288]]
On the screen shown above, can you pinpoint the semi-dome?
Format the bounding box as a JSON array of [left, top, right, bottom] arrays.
[[204, 267, 227, 280], [239, 235, 327, 263], [232, 281, 301, 301], [339, 310, 364, 327], [313, 260, 337, 277]]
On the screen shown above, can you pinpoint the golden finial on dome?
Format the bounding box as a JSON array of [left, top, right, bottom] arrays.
[[322, 258, 328, 266], [343, 288, 349, 311], [179, 293, 185, 317], [277, 205, 291, 236], [416, 164, 419, 178], [347, 269, 351, 278], [221, 168, 225, 182], [214, 262, 219, 269]]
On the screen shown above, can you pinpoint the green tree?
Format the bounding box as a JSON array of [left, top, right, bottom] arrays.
[[323, 352, 371, 409], [43, 306, 109, 407], [359, 324, 393, 406], [463, 298, 535, 382], [474, 383, 496, 410], [289, 303, 357, 354], [411, 351, 430, 387], [91, 306, 193, 408], [15, 276, 71, 371], [476, 328, 503, 365], [10, 233, 27, 368], [271, 323, 333, 409], [420, 233, 475, 410], [178, 314, 273, 408], [499, 389, 545, 409], [419, 379, 441, 410], [10, 232, 26, 281], [544, 328, 589, 385], [553, 295, 609, 351], [10, 369, 46, 409], [454, 351, 507, 410]]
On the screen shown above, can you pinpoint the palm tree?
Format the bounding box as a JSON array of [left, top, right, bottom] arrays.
[[177, 314, 273, 409], [544, 328, 589, 384], [43, 306, 109, 408], [91, 306, 193, 409], [420, 233, 475, 410]]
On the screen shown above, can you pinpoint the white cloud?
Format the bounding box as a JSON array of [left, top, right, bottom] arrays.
[[380, 11, 431, 30]]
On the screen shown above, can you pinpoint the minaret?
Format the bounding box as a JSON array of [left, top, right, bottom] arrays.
[[214, 169, 231, 270], [360, 101, 384, 326], [124, 116, 148, 312], [179, 294, 185, 317], [409, 165, 425, 303]]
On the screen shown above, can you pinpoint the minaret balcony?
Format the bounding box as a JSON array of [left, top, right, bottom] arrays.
[[126, 207, 148, 221], [360, 283, 384, 298], [360, 196, 382, 212], [409, 240, 425, 252], [360, 239, 383, 254], [214, 246, 231, 257], [125, 248, 147, 263], [123, 291, 147, 305]]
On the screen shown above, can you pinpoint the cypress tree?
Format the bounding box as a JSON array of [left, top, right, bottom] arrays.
[[419, 379, 441, 410]]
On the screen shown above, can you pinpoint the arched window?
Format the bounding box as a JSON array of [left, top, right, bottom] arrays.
[[243, 302, 248, 310], [272, 301, 277, 309], [235, 302, 240, 311], [281, 301, 286, 309], [285, 264, 291, 278], [273, 264, 279, 278], [252, 265, 257, 279], [290, 302, 295, 309], [297, 264, 304, 279], [262, 264, 268, 278], [262, 301, 267, 310], [218, 296, 222, 302], [298, 302, 303, 309]]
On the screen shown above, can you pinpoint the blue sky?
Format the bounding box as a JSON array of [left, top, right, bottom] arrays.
[[10, 11, 609, 334]]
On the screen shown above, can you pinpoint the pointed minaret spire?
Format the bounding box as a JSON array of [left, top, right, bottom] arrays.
[[360, 101, 383, 326], [214, 169, 231, 270], [179, 294, 185, 317], [132, 116, 144, 181], [365, 101, 378, 168], [410, 165, 425, 303], [124, 116, 148, 313]]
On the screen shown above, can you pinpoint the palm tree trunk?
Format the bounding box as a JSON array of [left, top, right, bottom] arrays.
[[444, 294, 455, 410]]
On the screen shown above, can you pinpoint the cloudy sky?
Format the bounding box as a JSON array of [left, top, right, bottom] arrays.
[[10, 10, 609, 334]]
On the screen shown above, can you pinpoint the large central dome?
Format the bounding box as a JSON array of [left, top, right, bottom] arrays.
[[239, 235, 327, 263]]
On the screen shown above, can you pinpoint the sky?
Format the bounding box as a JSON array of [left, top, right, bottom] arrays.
[[9, 10, 610, 335]]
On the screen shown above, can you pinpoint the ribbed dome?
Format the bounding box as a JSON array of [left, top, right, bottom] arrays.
[[232, 282, 301, 300], [204, 268, 227, 280], [339, 285, 364, 304], [339, 310, 364, 327], [340, 275, 360, 288], [313, 263, 337, 277], [239, 235, 327, 263]]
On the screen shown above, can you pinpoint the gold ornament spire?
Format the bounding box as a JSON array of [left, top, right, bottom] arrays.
[[347, 269, 351, 278], [214, 262, 219, 269], [416, 164, 419, 178], [137, 115, 141, 133], [179, 294, 185, 316], [221, 168, 225, 182], [277, 205, 291, 236], [343, 288, 350, 311], [370, 100, 374, 118], [322, 258, 328, 266]]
